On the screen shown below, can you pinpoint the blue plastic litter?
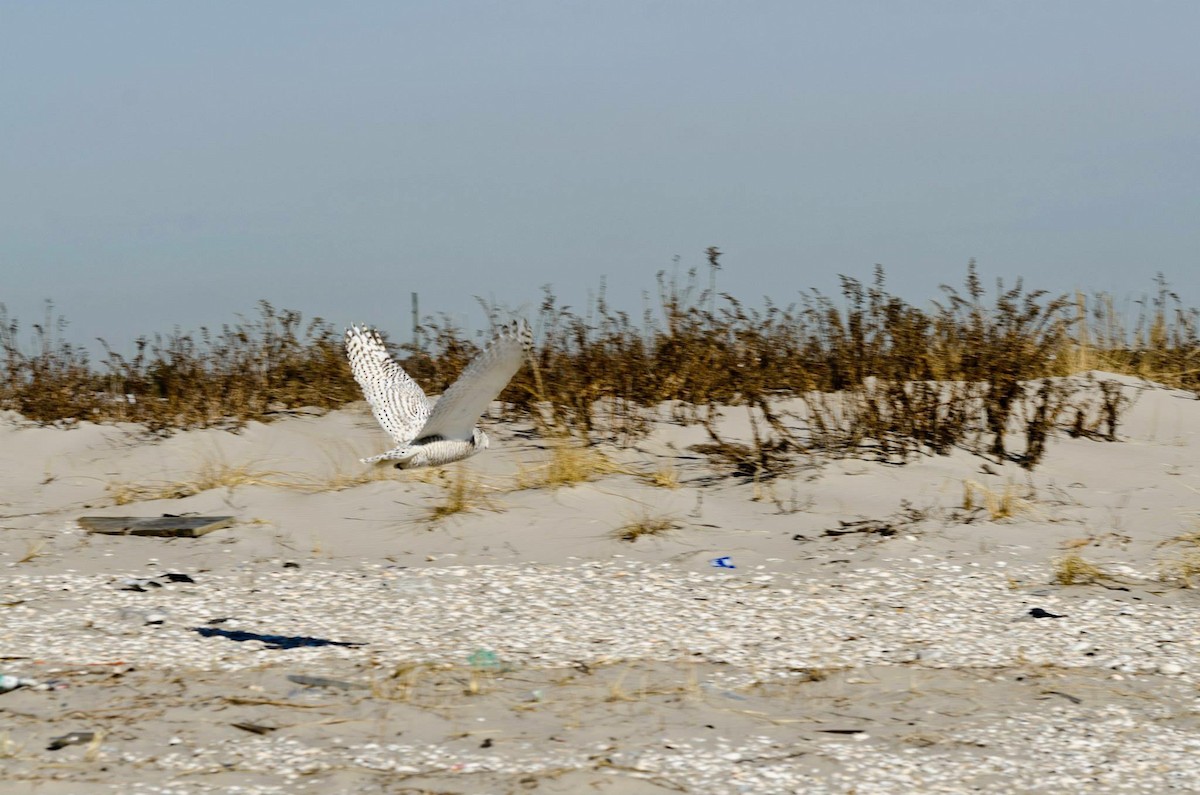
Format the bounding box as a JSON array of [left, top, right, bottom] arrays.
[[710, 556, 736, 569]]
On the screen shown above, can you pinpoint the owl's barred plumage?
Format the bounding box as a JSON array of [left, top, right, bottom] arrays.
[[343, 326, 431, 451], [345, 320, 533, 469]]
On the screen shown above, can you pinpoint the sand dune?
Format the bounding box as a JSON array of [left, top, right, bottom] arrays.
[[2, 376, 1199, 793]]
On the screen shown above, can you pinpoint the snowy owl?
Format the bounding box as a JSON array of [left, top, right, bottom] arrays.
[[345, 320, 533, 469]]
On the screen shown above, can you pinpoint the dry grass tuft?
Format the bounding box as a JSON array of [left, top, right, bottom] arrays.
[[107, 460, 292, 505], [1155, 524, 1200, 587], [372, 662, 431, 703], [1160, 528, 1200, 547], [17, 539, 47, 564], [514, 440, 626, 490], [1053, 552, 1109, 586], [600, 663, 703, 703], [1060, 537, 1094, 550], [962, 479, 1037, 521], [641, 463, 681, 489], [612, 512, 680, 542], [1159, 552, 1200, 588], [428, 465, 495, 521]]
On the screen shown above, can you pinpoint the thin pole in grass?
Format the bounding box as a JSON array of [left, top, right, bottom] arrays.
[[411, 292, 420, 350], [706, 246, 721, 318]]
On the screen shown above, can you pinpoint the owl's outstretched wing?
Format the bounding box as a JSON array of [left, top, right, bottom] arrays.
[[417, 319, 533, 442], [345, 326, 432, 447]]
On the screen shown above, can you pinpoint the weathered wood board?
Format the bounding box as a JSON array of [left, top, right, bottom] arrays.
[[77, 516, 235, 538]]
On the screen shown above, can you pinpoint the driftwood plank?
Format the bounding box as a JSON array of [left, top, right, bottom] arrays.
[[78, 516, 235, 538]]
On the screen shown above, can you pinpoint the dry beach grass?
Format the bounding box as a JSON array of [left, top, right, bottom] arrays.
[[3, 262, 1197, 460]]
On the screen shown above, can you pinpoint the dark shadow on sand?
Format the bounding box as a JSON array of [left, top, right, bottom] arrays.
[[193, 627, 364, 650]]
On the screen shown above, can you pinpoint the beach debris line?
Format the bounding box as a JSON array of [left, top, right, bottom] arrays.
[[78, 515, 235, 538]]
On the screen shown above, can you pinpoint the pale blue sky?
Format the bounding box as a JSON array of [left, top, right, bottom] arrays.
[[2, 1, 1197, 350]]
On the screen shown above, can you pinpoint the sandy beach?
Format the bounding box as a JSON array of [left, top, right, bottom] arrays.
[[2, 374, 1199, 793]]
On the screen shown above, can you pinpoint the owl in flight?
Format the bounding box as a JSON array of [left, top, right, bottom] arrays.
[[345, 320, 533, 469]]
